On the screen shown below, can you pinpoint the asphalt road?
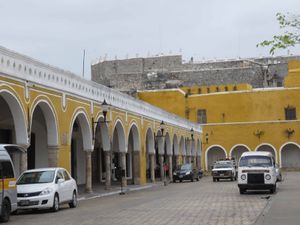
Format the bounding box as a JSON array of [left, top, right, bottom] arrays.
[[9, 176, 275, 225]]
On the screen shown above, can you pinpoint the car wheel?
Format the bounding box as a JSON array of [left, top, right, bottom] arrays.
[[69, 191, 77, 208], [191, 178, 194, 182], [230, 177, 233, 181], [270, 185, 276, 194], [179, 179, 182, 183], [196, 176, 199, 181], [51, 194, 59, 212], [213, 178, 216, 182], [0, 199, 11, 222], [239, 188, 245, 194], [217, 178, 219, 182]]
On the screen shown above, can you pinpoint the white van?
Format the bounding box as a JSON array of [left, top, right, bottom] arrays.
[[0, 144, 24, 222], [237, 151, 277, 194]]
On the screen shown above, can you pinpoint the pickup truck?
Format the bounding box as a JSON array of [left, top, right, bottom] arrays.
[[212, 160, 237, 182]]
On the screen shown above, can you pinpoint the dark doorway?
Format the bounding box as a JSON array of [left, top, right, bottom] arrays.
[[27, 133, 36, 169]]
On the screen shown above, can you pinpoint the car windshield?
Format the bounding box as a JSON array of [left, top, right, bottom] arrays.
[[177, 164, 192, 170], [239, 156, 272, 167], [17, 171, 55, 185], [213, 163, 232, 169]]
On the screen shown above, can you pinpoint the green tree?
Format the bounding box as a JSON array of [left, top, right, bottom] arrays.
[[257, 12, 300, 55]]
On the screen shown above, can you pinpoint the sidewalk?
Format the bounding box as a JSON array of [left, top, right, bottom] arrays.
[[255, 171, 300, 225], [78, 181, 165, 201]]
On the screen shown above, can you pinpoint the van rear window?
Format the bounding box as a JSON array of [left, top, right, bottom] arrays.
[[0, 161, 14, 179], [239, 156, 272, 167]]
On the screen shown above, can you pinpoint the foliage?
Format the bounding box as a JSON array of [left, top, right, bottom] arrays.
[[257, 13, 300, 55]]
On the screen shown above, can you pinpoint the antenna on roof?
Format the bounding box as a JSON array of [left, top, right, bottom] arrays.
[[82, 49, 85, 78]]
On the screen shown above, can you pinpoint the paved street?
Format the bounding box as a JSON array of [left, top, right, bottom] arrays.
[[9, 175, 275, 225]]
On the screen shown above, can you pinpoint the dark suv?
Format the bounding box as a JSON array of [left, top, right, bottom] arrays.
[[173, 163, 202, 182]]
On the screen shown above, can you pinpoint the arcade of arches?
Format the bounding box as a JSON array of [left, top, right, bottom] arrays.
[[205, 143, 300, 171], [0, 74, 201, 193]]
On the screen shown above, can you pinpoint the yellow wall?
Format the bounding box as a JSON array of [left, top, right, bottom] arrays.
[[138, 60, 300, 170]]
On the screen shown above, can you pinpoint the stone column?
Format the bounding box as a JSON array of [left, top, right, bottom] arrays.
[[159, 154, 164, 181], [85, 150, 93, 193], [105, 151, 111, 190], [176, 155, 180, 167], [150, 153, 155, 183], [20, 151, 28, 173], [133, 151, 140, 185], [48, 145, 59, 167], [120, 152, 127, 187], [168, 155, 173, 182]]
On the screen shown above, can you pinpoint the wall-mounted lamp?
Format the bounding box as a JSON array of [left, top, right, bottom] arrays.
[[285, 128, 295, 139], [190, 128, 194, 141], [92, 99, 111, 140], [253, 129, 264, 139], [205, 133, 209, 144], [155, 121, 166, 138]]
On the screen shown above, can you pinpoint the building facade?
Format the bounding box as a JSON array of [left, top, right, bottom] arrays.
[[138, 60, 300, 171], [0, 46, 201, 192]]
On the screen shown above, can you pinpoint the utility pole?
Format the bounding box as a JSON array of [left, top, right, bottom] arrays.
[[82, 49, 85, 78]]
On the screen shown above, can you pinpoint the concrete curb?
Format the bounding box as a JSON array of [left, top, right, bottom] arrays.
[[78, 184, 157, 201]]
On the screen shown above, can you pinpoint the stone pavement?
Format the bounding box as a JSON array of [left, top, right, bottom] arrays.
[[255, 171, 300, 225], [10, 176, 272, 225]]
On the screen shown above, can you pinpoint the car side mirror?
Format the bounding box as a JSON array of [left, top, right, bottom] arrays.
[[57, 178, 65, 184]]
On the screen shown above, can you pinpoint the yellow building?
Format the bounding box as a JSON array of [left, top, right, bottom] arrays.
[[138, 60, 300, 171]]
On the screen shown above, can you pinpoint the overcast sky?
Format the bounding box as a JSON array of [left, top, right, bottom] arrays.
[[1, 0, 300, 79]]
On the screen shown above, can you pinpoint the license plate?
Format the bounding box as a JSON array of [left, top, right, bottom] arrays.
[[19, 200, 30, 206], [220, 174, 224, 176], [179, 175, 183, 178]]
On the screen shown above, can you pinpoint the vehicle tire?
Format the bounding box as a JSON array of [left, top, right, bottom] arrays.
[[51, 194, 59, 212], [217, 178, 219, 182], [196, 176, 199, 181], [191, 177, 194, 182], [270, 185, 276, 194], [230, 177, 233, 181], [239, 188, 245, 194], [179, 179, 182, 183], [213, 178, 216, 182], [69, 191, 77, 208], [0, 199, 11, 222]]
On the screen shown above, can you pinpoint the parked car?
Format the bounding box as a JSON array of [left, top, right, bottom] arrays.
[[16, 168, 77, 212], [173, 163, 201, 182], [275, 164, 282, 182], [212, 160, 237, 182]]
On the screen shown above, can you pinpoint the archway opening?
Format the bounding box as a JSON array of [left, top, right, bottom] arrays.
[[231, 145, 249, 164], [256, 145, 276, 161], [281, 143, 300, 170], [127, 124, 140, 184], [206, 146, 226, 171], [92, 118, 109, 185], [145, 128, 154, 181]]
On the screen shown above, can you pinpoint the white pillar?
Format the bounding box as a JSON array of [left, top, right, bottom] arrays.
[[120, 152, 127, 187], [150, 153, 155, 183], [159, 154, 164, 181], [85, 150, 93, 193], [168, 155, 173, 182], [48, 145, 59, 167], [105, 151, 111, 190]]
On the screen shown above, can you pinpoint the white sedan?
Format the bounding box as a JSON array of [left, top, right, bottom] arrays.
[[16, 168, 77, 212]]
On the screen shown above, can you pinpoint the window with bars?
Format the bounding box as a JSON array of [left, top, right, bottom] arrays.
[[197, 109, 207, 124]]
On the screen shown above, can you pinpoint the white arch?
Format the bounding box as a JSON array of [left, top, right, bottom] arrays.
[[205, 145, 227, 170], [173, 134, 179, 155], [279, 142, 300, 167], [128, 122, 140, 152], [255, 143, 277, 162], [145, 127, 155, 154], [94, 115, 110, 151], [30, 99, 59, 146], [229, 144, 251, 157], [0, 89, 28, 145], [112, 119, 126, 152], [69, 109, 93, 151]]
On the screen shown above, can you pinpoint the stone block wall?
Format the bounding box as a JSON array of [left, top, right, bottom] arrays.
[[91, 55, 300, 94]]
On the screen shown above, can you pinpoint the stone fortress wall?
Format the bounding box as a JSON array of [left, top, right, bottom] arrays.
[[91, 54, 300, 95]]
